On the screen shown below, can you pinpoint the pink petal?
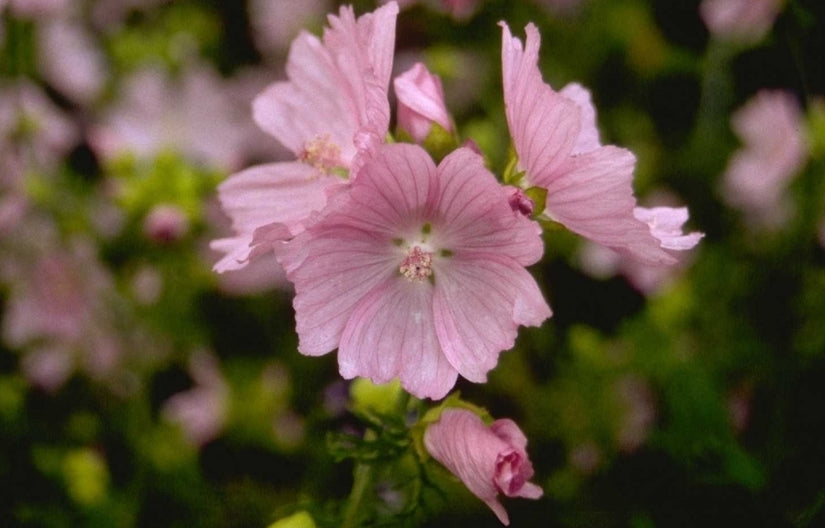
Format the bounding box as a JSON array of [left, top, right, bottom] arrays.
[[501, 22, 581, 180], [434, 148, 545, 266], [633, 206, 704, 251], [284, 226, 398, 356], [252, 3, 397, 166], [253, 37, 357, 161], [559, 82, 601, 154], [433, 255, 551, 383], [490, 418, 529, 451], [338, 277, 458, 399], [543, 147, 676, 265], [326, 2, 398, 90], [344, 143, 440, 234], [211, 161, 340, 271], [424, 409, 511, 524]]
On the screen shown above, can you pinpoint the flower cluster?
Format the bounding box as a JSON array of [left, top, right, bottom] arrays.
[[212, 2, 701, 522]]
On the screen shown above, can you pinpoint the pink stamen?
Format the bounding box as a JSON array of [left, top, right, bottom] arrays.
[[399, 246, 433, 282]]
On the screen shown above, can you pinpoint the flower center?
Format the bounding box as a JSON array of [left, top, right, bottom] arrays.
[[298, 134, 343, 175], [399, 245, 434, 282]]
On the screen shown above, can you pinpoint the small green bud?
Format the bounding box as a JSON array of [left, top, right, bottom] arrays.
[[267, 511, 317, 528]]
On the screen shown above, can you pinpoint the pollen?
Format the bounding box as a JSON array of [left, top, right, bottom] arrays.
[[399, 246, 434, 282], [298, 134, 343, 175]]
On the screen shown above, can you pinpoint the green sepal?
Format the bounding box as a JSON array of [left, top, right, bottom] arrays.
[[422, 122, 459, 163], [349, 378, 403, 417], [502, 146, 523, 185], [524, 186, 548, 217]]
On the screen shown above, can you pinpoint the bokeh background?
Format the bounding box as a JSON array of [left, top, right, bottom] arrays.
[[1, 0, 824, 526]]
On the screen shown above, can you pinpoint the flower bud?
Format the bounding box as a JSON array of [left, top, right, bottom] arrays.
[[424, 408, 542, 525], [143, 204, 190, 243], [394, 63, 452, 144]]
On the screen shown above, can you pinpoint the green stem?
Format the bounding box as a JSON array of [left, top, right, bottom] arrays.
[[341, 461, 375, 528]]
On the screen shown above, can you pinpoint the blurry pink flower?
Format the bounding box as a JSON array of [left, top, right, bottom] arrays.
[[0, 149, 27, 237], [0, 234, 122, 389], [5, 0, 70, 18], [424, 408, 543, 525], [721, 90, 807, 227], [440, 0, 480, 19], [38, 19, 106, 105], [248, 0, 331, 56], [700, 0, 784, 43], [0, 80, 77, 169], [162, 351, 228, 446], [394, 62, 452, 143], [90, 65, 248, 171], [501, 23, 701, 266], [568, 441, 601, 475], [279, 144, 550, 399], [143, 203, 190, 244], [614, 375, 656, 452], [211, 2, 398, 273]]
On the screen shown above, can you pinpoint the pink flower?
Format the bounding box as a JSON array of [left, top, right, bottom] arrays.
[[162, 351, 228, 446], [211, 2, 399, 273], [279, 143, 551, 399], [0, 80, 77, 169], [721, 90, 807, 227], [38, 19, 107, 105], [143, 204, 190, 244], [394, 62, 452, 143], [4, 0, 70, 18], [424, 408, 542, 525], [501, 23, 701, 265], [89, 65, 248, 171], [700, 0, 784, 43], [248, 0, 331, 56]]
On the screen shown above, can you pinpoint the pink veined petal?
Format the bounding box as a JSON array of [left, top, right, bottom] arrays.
[[633, 206, 704, 251], [559, 82, 601, 154], [253, 35, 356, 160], [433, 255, 551, 383], [491, 418, 529, 452], [424, 410, 511, 523], [345, 143, 440, 235], [284, 226, 398, 356], [338, 277, 458, 400], [542, 146, 676, 265], [346, 1, 399, 89], [435, 148, 544, 266], [218, 162, 339, 234], [501, 22, 581, 180], [252, 2, 397, 166], [324, 3, 395, 145], [211, 161, 340, 271]]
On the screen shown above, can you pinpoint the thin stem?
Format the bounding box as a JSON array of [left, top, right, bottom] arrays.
[[341, 461, 375, 528]]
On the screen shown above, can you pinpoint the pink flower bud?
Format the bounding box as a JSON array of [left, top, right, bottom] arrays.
[[394, 63, 452, 143], [508, 188, 534, 217], [424, 408, 542, 525], [143, 204, 190, 244]]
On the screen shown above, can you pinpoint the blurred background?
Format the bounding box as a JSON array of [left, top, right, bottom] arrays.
[[1, 0, 824, 526]]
